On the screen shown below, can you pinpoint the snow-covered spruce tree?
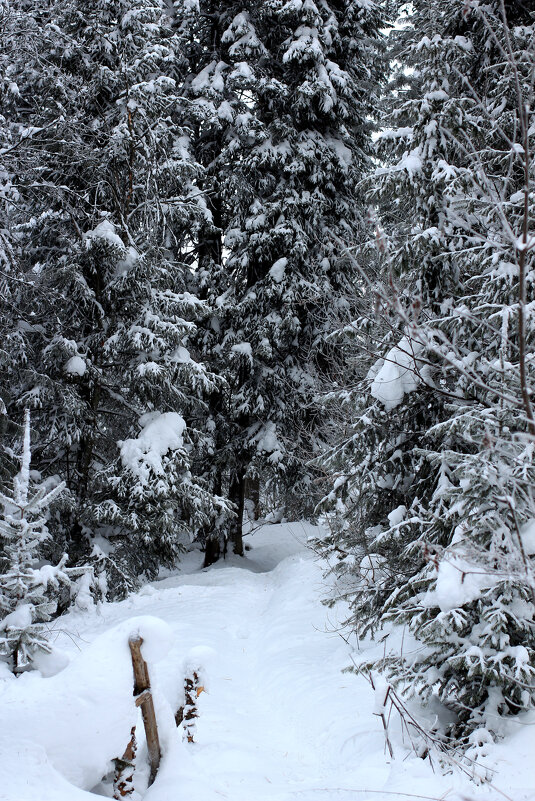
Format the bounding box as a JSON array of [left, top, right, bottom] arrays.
[[311, 296, 430, 639], [190, 0, 386, 559], [313, 0, 506, 616], [0, 410, 69, 673], [45, 223, 228, 592], [5, 0, 226, 592], [318, 0, 535, 748], [171, 0, 264, 564], [0, 0, 39, 477], [376, 1, 535, 749]]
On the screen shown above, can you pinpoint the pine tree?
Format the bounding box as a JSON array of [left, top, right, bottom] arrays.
[[171, 0, 263, 564], [177, 0, 386, 561], [4, 0, 225, 591], [317, 0, 535, 747], [374, 0, 535, 747], [0, 410, 68, 673], [0, 0, 37, 475]]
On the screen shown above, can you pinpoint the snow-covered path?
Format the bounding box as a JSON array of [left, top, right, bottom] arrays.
[[144, 524, 393, 801], [1, 523, 533, 801]]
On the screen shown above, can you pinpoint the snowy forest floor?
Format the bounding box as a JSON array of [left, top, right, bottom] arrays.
[[1, 522, 534, 801]]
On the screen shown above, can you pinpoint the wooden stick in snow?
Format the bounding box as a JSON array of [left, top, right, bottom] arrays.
[[175, 671, 204, 742], [113, 726, 137, 799], [128, 636, 161, 786]]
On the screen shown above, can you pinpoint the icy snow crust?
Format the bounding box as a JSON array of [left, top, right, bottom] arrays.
[[1, 523, 533, 801]]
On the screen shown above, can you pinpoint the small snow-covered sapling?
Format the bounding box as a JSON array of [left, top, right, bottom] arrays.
[[0, 409, 66, 674]]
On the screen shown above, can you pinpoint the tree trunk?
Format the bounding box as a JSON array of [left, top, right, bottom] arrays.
[[197, 190, 222, 278], [245, 475, 260, 520], [202, 469, 224, 568], [203, 536, 221, 568], [128, 637, 161, 786], [229, 466, 246, 556]]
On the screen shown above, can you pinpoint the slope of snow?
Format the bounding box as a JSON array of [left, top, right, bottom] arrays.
[[1, 522, 534, 801]]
